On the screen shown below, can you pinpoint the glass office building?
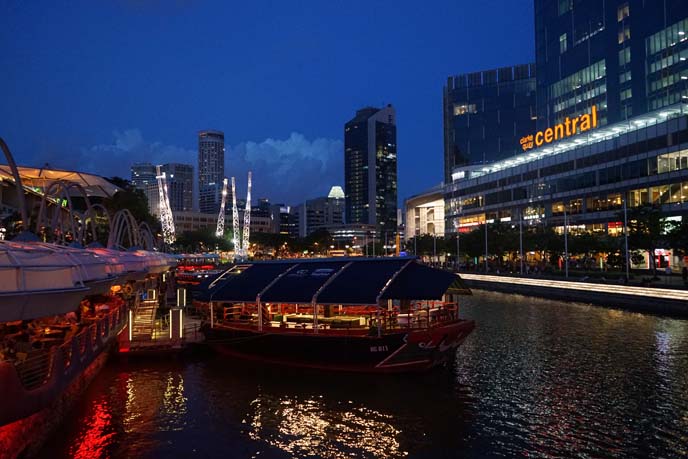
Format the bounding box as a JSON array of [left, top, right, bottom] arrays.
[[443, 64, 537, 182], [444, 1, 688, 234], [445, 103, 688, 268], [198, 130, 225, 214], [344, 105, 398, 235], [535, 0, 688, 130]]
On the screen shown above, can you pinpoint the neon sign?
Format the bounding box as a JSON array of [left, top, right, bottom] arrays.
[[520, 105, 598, 152]]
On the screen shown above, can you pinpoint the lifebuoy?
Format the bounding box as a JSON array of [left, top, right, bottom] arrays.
[[123, 284, 134, 296]]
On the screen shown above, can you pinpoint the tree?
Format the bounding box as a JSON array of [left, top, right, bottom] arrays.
[[173, 227, 232, 253], [625, 204, 667, 278], [105, 177, 159, 231], [666, 218, 688, 259]]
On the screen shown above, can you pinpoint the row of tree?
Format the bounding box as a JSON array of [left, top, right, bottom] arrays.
[[407, 205, 688, 277]]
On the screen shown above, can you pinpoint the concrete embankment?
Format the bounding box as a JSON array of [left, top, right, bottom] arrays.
[[460, 273, 688, 317]]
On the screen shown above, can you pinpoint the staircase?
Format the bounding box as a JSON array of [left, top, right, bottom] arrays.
[[131, 298, 158, 341]]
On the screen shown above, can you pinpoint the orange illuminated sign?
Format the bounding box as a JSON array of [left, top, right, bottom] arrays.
[[520, 105, 598, 152]]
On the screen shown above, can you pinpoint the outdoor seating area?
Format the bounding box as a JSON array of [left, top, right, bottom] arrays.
[[215, 299, 459, 333], [0, 293, 125, 365]]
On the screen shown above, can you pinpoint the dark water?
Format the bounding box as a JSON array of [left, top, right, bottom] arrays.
[[40, 291, 688, 458]]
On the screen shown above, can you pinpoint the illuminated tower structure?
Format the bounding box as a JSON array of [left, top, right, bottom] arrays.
[[198, 130, 225, 214]]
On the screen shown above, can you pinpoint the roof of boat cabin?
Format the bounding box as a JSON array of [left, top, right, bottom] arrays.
[[198, 257, 471, 305]]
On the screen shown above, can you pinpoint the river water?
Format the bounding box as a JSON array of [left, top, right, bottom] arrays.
[[39, 291, 688, 458]]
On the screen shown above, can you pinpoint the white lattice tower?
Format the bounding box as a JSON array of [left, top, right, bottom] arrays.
[[231, 177, 240, 254], [216, 178, 228, 238], [242, 171, 252, 255], [156, 165, 176, 245]]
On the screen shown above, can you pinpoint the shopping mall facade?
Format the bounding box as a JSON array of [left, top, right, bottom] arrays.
[[441, 1, 688, 271]]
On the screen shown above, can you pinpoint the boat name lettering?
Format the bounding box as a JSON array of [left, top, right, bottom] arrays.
[[370, 345, 389, 352]]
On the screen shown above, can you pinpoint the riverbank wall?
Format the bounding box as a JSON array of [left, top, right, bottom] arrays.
[[460, 273, 688, 318]]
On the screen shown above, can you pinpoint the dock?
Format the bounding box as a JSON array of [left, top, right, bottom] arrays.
[[119, 289, 205, 356]]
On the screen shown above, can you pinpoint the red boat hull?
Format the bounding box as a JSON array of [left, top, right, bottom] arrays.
[[203, 319, 475, 373]]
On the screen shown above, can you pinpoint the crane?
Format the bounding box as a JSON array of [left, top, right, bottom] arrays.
[[231, 177, 240, 254], [215, 178, 228, 238], [229, 172, 252, 260], [241, 171, 252, 257], [156, 165, 176, 245]]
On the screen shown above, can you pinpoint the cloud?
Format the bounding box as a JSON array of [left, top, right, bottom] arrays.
[[229, 133, 343, 205], [76, 129, 196, 179], [77, 129, 343, 206]]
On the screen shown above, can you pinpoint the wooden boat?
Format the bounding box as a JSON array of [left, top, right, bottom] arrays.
[[198, 257, 475, 373]]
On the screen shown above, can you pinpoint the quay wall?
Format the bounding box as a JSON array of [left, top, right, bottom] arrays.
[[462, 276, 688, 318]]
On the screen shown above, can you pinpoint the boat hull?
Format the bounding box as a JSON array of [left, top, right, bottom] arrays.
[[203, 320, 475, 373]]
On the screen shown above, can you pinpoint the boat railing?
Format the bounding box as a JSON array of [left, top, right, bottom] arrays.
[[12, 348, 54, 390], [5, 305, 127, 391], [210, 301, 461, 335]]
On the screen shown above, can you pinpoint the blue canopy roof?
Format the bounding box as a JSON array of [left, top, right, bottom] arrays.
[[199, 257, 471, 305]]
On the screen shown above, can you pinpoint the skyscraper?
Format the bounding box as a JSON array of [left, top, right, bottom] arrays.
[[344, 105, 397, 235], [130, 163, 157, 188], [198, 130, 225, 213], [130, 162, 194, 215], [534, 0, 688, 130], [443, 64, 537, 181], [161, 163, 193, 212]]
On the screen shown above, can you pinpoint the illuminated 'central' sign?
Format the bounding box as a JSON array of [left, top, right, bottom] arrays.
[[520, 106, 598, 152]]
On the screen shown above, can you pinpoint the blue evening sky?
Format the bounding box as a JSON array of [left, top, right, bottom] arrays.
[[1, 0, 534, 205]]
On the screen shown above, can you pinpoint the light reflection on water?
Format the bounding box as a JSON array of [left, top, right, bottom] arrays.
[[40, 291, 688, 458]]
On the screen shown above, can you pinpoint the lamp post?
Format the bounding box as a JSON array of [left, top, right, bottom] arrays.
[[433, 232, 437, 264], [456, 227, 460, 272], [623, 193, 630, 281], [564, 204, 569, 279], [519, 208, 524, 275], [484, 218, 489, 273]]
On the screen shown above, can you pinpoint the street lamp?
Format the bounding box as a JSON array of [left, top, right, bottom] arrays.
[[623, 193, 630, 281], [519, 208, 524, 275], [564, 203, 569, 279], [484, 217, 489, 273]]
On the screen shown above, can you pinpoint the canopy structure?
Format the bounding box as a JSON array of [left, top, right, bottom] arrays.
[[0, 164, 121, 198], [201, 257, 471, 305]]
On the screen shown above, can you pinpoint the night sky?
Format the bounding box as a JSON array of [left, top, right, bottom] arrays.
[[1, 1, 534, 205]]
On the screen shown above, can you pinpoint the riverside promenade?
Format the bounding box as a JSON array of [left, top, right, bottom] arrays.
[[460, 272, 688, 317]]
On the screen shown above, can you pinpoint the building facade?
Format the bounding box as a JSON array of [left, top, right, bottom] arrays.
[[198, 130, 225, 214], [445, 104, 688, 269], [162, 163, 193, 212], [131, 162, 194, 215], [443, 64, 537, 181], [294, 186, 345, 237], [404, 185, 445, 241], [131, 163, 157, 189], [344, 105, 398, 235], [535, 0, 688, 131]]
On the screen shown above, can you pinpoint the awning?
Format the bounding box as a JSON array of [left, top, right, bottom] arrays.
[[202, 257, 471, 305], [0, 165, 121, 198]]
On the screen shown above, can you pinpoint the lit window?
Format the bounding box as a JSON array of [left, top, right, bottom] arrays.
[[618, 25, 631, 44], [453, 104, 477, 116], [559, 33, 567, 54], [617, 3, 629, 22]]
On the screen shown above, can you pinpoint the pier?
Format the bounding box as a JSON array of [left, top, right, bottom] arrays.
[[461, 273, 688, 316], [120, 288, 204, 356]]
